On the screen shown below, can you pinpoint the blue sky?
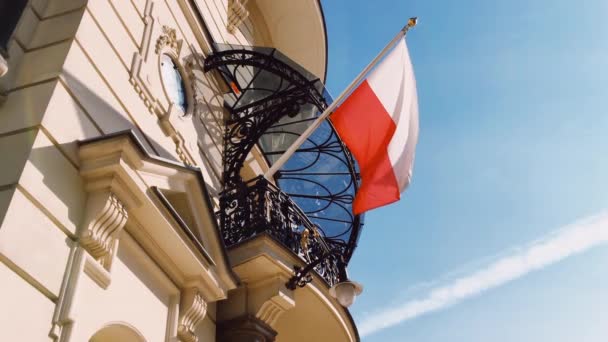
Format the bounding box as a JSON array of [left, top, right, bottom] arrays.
[[321, 0, 608, 341]]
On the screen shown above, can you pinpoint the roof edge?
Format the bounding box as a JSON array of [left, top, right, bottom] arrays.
[[317, 0, 329, 83]]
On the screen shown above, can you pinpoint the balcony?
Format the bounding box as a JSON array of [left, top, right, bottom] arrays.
[[220, 175, 346, 286], [204, 44, 363, 287]]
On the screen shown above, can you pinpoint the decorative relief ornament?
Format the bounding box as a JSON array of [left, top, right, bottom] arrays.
[[80, 191, 128, 268], [178, 289, 208, 342], [156, 25, 183, 55], [130, 19, 197, 166], [227, 0, 249, 34]]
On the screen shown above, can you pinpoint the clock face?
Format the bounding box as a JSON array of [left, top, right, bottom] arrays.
[[160, 54, 187, 113]]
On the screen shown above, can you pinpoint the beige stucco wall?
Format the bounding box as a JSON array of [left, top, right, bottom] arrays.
[[0, 0, 256, 340], [67, 232, 176, 342], [0, 261, 57, 341], [0, 1, 351, 341]]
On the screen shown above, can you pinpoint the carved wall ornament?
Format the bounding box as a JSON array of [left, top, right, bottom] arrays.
[[227, 0, 249, 34], [156, 25, 183, 55], [128, 4, 197, 166], [159, 104, 197, 166], [256, 300, 286, 327], [178, 288, 208, 342], [80, 191, 128, 268], [184, 57, 203, 112]]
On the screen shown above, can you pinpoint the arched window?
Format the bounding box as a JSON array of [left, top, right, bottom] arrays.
[[89, 323, 146, 342], [160, 54, 188, 113]]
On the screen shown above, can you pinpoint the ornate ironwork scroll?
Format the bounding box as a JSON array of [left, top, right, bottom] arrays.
[[204, 48, 327, 188], [221, 176, 344, 286], [204, 45, 360, 287]]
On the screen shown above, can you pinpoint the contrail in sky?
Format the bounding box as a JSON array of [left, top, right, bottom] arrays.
[[359, 212, 608, 337]]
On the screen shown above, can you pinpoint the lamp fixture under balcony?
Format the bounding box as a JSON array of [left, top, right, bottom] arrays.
[[286, 247, 363, 308], [330, 280, 364, 308]]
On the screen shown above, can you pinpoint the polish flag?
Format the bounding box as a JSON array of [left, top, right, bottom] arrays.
[[330, 39, 419, 215]]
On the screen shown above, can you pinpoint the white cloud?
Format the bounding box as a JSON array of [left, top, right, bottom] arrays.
[[359, 212, 608, 337]]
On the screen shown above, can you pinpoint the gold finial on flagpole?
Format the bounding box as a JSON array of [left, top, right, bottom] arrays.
[[403, 17, 418, 33], [408, 17, 418, 28]]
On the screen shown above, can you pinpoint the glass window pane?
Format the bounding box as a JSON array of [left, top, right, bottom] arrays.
[[160, 54, 187, 112]]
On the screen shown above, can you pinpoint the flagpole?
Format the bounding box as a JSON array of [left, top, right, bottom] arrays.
[[264, 17, 418, 181]]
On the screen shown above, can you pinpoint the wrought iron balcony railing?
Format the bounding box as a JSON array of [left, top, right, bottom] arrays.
[[219, 176, 345, 286]]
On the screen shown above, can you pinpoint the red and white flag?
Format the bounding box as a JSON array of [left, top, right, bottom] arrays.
[[330, 39, 419, 215]]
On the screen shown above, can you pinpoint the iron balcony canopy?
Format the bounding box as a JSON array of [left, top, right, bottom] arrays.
[[204, 44, 363, 283]]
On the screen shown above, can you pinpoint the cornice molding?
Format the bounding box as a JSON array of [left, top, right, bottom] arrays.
[[78, 131, 239, 298]]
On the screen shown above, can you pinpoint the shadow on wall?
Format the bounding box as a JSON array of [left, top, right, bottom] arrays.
[[185, 49, 230, 197], [26, 71, 178, 232], [192, 107, 223, 197], [26, 49, 239, 227], [61, 71, 177, 161]]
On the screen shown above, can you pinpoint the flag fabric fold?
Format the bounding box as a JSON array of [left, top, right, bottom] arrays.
[[330, 39, 419, 215]]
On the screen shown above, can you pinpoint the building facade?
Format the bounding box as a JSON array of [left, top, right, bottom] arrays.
[[0, 1, 361, 341]]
